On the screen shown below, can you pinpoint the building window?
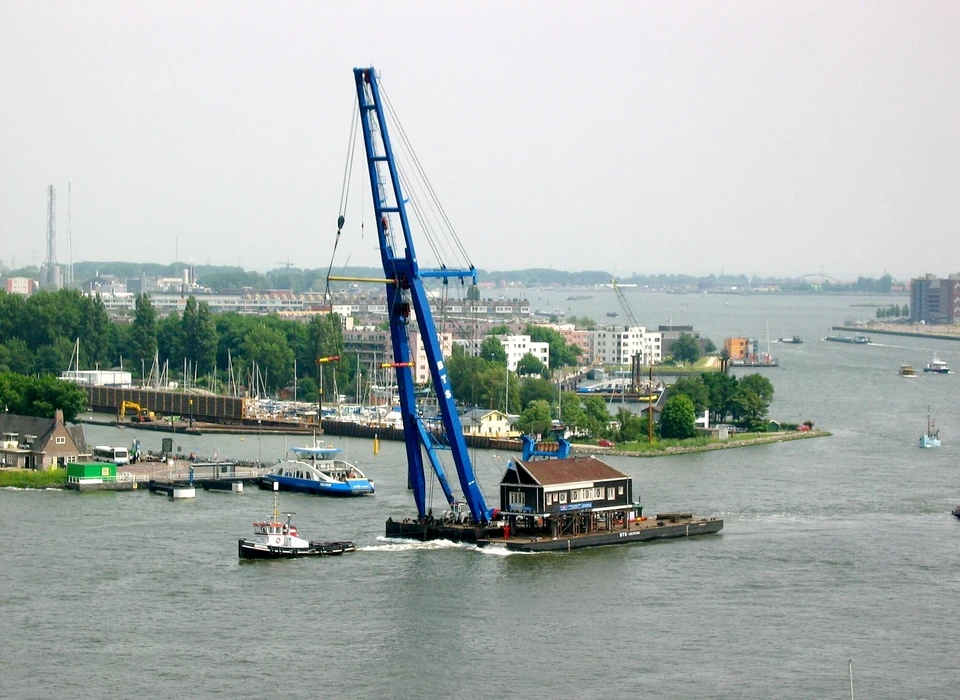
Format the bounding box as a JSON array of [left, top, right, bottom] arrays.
[[55, 436, 66, 445], [546, 493, 553, 506], [508, 491, 525, 508], [607, 487, 616, 500], [618, 486, 624, 495], [594, 487, 603, 499], [559, 492, 567, 504]]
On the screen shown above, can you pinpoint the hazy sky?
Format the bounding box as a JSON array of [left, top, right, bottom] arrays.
[[2, 1, 958, 280]]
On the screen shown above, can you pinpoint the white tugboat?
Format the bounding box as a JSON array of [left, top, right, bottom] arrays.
[[238, 483, 357, 559]]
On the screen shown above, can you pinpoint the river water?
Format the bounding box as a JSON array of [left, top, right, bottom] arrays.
[[3, 292, 959, 699]]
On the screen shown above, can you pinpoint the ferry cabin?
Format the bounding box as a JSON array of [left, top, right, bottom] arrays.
[[498, 455, 638, 539]]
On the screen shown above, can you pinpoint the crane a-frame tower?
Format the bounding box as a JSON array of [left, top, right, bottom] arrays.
[[350, 67, 492, 526]]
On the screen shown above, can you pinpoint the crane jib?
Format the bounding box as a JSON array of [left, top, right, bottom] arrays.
[[352, 66, 491, 524]]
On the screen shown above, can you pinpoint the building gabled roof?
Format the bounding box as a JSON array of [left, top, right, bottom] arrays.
[[0, 414, 56, 447], [513, 456, 628, 487], [0, 411, 83, 453]]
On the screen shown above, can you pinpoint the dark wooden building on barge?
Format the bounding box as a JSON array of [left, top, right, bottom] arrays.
[[499, 451, 641, 539]]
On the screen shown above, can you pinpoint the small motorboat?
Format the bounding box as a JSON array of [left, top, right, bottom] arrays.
[[952, 505, 960, 520], [899, 364, 917, 377], [260, 439, 374, 496], [238, 484, 357, 560], [923, 355, 950, 374]]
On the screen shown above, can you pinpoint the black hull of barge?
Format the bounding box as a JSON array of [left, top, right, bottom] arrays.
[[481, 517, 723, 552], [384, 518, 500, 543]]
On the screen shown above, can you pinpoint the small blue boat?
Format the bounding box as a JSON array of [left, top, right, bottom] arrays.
[[260, 441, 375, 496]]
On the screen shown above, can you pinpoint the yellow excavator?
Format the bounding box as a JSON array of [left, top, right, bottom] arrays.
[[118, 401, 156, 423]]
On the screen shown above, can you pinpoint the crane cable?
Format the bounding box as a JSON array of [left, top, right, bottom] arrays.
[[325, 100, 360, 302]]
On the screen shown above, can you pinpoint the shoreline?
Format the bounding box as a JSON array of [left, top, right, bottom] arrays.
[[583, 430, 830, 458], [832, 323, 960, 342]]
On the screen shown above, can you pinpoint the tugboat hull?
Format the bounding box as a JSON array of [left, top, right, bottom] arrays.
[[238, 539, 356, 559]]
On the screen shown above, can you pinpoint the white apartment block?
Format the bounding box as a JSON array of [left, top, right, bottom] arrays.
[[495, 335, 550, 372], [590, 326, 662, 366], [406, 330, 454, 385]]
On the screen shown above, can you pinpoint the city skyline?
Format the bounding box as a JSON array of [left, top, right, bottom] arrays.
[[2, 3, 958, 280]]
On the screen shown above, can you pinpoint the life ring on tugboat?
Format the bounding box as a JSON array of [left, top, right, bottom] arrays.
[[274, 537, 281, 545]]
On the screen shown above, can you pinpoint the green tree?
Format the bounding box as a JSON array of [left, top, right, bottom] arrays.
[[447, 345, 489, 406], [519, 377, 555, 408], [670, 376, 709, 414], [466, 284, 480, 301], [526, 324, 581, 369], [80, 294, 112, 369], [515, 399, 553, 436], [33, 338, 75, 375], [701, 371, 738, 423], [0, 292, 26, 342], [480, 336, 506, 365], [305, 313, 348, 396], [0, 372, 88, 421], [734, 373, 775, 429], [129, 293, 158, 378], [672, 332, 701, 364], [241, 324, 294, 393], [559, 391, 587, 432], [581, 394, 612, 437], [157, 312, 184, 373], [659, 394, 697, 439], [181, 297, 219, 375], [0, 339, 33, 374], [615, 407, 646, 442], [516, 352, 547, 377]]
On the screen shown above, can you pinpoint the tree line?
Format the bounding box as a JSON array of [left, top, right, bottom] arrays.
[[0, 290, 348, 401], [662, 372, 775, 437], [876, 304, 909, 319]]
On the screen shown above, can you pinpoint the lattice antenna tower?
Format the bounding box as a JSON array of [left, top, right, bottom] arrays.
[[42, 184, 62, 289], [67, 179, 74, 287], [46, 185, 57, 268]]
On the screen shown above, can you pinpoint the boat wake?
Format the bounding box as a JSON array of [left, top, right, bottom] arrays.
[[362, 536, 535, 555], [362, 537, 473, 552]]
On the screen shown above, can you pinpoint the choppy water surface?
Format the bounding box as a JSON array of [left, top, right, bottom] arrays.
[[3, 293, 959, 699]]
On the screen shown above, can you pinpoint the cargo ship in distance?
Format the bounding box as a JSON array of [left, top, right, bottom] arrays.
[[825, 334, 871, 344]]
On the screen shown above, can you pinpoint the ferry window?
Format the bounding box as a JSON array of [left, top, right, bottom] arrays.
[[559, 492, 567, 504]]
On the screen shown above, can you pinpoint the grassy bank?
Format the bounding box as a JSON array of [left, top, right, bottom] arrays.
[[577, 430, 830, 458], [0, 468, 68, 488]]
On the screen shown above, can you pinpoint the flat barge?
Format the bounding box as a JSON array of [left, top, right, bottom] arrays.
[[386, 512, 722, 552]]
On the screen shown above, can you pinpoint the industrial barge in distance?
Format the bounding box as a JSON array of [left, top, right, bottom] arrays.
[[349, 65, 721, 552]]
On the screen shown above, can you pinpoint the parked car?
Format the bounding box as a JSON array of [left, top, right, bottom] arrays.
[[597, 439, 615, 447]]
